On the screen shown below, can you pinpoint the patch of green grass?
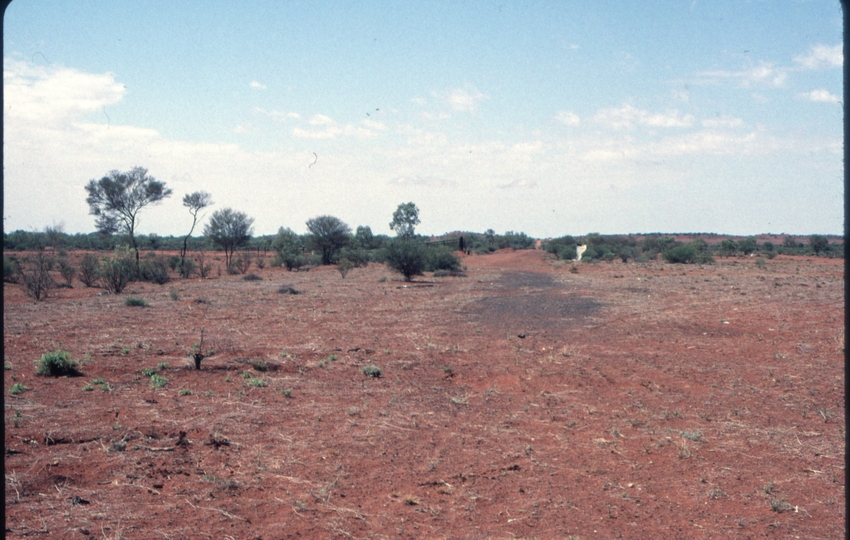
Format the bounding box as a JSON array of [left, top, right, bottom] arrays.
[[251, 359, 269, 372], [149, 374, 168, 388], [241, 370, 253, 379], [82, 385, 95, 392], [360, 365, 382, 378], [36, 350, 81, 377], [91, 377, 105, 385], [124, 297, 148, 307], [121, 348, 130, 355], [9, 383, 28, 395], [245, 378, 267, 388], [179, 388, 192, 396], [681, 430, 703, 441], [282, 388, 293, 398], [157, 362, 169, 370]]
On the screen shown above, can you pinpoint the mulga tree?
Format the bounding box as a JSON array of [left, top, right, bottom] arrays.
[[204, 208, 255, 269], [85, 167, 172, 269], [306, 215, 351, 265], [180, 191, 213, 274]]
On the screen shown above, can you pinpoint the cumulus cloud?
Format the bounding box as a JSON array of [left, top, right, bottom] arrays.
[[554, 110, 580, 126], [253, 107, 300, 122], [291, 114, 378, 139], [697, 61, 787, 88], [700, 115, 743, 128], [249, 80, 267, 90], [794, 44, 843, 70], [797, 89, 841, 103], [594, 104, 694, 130], [444, 87, 487, 112], [4, 57, 125, 122]]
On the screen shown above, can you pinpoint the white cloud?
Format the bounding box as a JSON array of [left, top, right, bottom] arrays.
[[249, 80, 267, 90], [794, 44, 843, 70], [700, 115, 743, 128], [410, 97, 427, 106], [498, 178, 538, 189], [292, 115, 378, 139], [797, 88, 841, 103], [4, 58, 125, 122], [444, 87, 487, 112], [697, 61, 787, 88], [308, 114, 334, 126], [554, 110, 580, 126], [388, 175, 456, 187], [253, 107, 300, 122], [594, 104, 694, 130]]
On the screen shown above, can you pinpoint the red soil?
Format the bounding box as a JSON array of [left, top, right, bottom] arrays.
[[4, 249, 844, 538]]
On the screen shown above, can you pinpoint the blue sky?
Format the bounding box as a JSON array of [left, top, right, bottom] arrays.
[[4, 1, 843, 237]]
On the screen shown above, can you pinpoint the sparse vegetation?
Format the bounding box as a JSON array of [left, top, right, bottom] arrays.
[[10, 383, 28, 395], [36, 350, 81, 377], [361, 365, 382, 378], [125, 297, 149, 307]]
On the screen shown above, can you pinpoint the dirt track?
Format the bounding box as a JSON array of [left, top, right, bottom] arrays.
[[4, 249, 845, 538]]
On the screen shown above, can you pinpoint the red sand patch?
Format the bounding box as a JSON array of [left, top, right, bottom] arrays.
[[4, 249, 844, 538]]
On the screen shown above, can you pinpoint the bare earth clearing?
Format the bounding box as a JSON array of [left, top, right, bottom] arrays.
[[4, 249, 845, 539]]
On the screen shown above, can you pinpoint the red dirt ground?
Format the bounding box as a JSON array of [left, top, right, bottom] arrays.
[[4, 249, 845, 539]]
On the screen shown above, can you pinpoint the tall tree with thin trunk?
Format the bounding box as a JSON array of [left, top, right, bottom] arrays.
[[85, 167, 172, 268], [180, 191, 213, 270]]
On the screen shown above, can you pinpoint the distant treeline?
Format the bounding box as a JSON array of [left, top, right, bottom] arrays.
[[3, 229, 841, 261]]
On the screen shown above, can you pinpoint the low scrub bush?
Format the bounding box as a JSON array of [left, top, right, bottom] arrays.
[[125, 297, 149, 307], [242, 273, 262, 281], [78, 253, 100, 287], [139, 255, 170, 285], [337, 258, 355, 279], [361, 364, 382, 378], [99, 246, 136, 294], [36, 350, 81, 377], [57, 258, 76, 285], [18, 252, 56, 300], [278, 285, 300, 295], [425, 246, 461, 272]]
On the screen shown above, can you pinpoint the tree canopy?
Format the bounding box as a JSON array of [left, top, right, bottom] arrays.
[[84, 167, 172, 265], [306, 215, 351, 265], [389, 202, 420, 239], [204, 208, 254, 268], [181, 191, 213, 265]]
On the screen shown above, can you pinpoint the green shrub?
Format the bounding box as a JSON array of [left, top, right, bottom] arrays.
[[36, 350, 81, 377], [662, 244, 714, 264], [149, 374, 168, 388], [78, 253, 100, 287], [139, 255, 170, 285], [384, 240, 426, 281], [361, 365, 382, 378], [125, 297, 148, 307], [425, 246, 461, 272], [337, 258, 355, 279], [57, 258, 76, 285], [242, 273, 262, 281], [99, 246, 137, 294], [246, 378, 267, 387], [251, 359, 269, 372], [177, 258, 196, 278], [9, 383, 28, 395], [3, 255, 19, 283]]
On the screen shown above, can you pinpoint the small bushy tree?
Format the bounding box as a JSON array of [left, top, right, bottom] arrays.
[[85, 167, 172, 268], [204, 208, 254, 269], [809, 234, 829, 255], [99, 246, 137, 294], [272, 227, 305, 270], [18, 251, 55, 300], [384, 239, 426, 281], [180, 191, 213, 274], [306, 215, 351, 265], [78, 253, 100, 287]]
